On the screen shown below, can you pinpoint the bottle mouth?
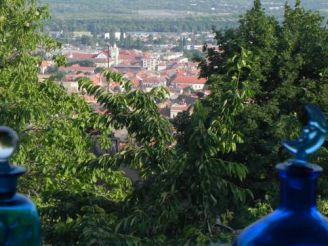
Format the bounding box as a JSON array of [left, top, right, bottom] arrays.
[[0, 166, 26, 176], [276, 160, 322, 178]]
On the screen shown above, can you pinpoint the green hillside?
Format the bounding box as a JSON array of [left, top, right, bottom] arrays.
[[40, 0, 328, 32], [41, 0, 249, 19]]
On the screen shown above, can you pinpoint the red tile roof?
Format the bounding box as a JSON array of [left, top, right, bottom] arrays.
[[172, 76, 207, 85], [65, 52, 95, 60], [142, 76, 165, 84], [61, 64, 95, 73]]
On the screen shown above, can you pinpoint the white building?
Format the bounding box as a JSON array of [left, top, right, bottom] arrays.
[[111, 43, 120, 66], [171, 75, 207, 91], [142, 58, 159, 71], [162, 52, 183, 61], [170, 103, 188, 118]]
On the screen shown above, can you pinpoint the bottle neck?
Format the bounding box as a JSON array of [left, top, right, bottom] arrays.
[[277, 162, 321, 211], [0, 162, 25, 199]]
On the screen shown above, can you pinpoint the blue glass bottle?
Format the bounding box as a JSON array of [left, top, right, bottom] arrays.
[[234, 105, 328, 246], [0, 127, 41, 245]]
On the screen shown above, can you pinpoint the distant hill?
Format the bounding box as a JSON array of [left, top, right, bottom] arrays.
[[40, 0, 328, 32], [41, 0, 249, 19]]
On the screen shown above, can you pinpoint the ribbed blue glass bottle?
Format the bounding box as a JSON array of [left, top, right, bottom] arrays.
[[0, 127, 41, 245], [234, 160, 328, 246], [233, 104, 328, 246]]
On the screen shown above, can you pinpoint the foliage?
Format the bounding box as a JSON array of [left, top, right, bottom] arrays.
[[49, 70, 66, 81], [40, 0, 328, 33], [247, 201, 273, 221], [46, 16, 237, 33], [183, 49, 205, 61], [68, 60, 96, 67], [2, 0, 328, 245], [0, 0, 131, 244], [75, 44, 252, 244], [199, 0, 328, 228]]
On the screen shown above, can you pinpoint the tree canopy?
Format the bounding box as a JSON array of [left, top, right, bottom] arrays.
[[1, 0, 328, 245], [199, 0, 328, 224]]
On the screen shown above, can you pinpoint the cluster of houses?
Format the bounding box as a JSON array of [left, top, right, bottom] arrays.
[[39, 44, 210, 119]]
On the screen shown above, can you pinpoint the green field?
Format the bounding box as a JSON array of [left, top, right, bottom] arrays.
[[40, 0, 328, 32]]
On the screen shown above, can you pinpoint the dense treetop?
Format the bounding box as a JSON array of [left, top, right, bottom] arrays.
[[199, 0, 328, 211], [1, 0, 328, 245]]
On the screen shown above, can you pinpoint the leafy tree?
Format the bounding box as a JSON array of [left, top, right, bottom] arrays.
[[110, 29, 116, 46], [45, 65, 59, 74], [199, 0, 328, 228], [120, 28, 125, 43], [123, 35, 132, 49], [175, 37, 185, 52], [49, 70, 66, 81], [4, 0, 328, 245], [80, 34, 93, 46], [77, 48, 252, 244], [183, 49, 204, 61], [0, 0, 131, 244], [135, 37, 143, 50], [68, 60, 95, 67], [95, 67, 105, 74]]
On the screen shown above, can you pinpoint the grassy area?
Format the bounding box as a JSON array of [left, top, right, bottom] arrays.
[[40, 0, 327, 32], [41, 0, 249, 20]]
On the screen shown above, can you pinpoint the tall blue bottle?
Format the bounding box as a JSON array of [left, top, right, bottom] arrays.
[[0, 127, 41, 245], [233, 105, 328, 246]]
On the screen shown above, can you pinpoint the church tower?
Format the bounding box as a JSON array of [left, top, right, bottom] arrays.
[[111, 43, 120, 66]]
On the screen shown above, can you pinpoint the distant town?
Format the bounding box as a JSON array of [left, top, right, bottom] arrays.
[[38, 1, 328, 122], [39, 31, 216, 119]]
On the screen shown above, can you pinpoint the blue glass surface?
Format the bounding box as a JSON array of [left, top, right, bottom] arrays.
[[233, 162, 328, 246], [283, 104, 328, 162], [0, 194, 41, 245], [0, 127, 41, 245], [233, 105, 328, 245]]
